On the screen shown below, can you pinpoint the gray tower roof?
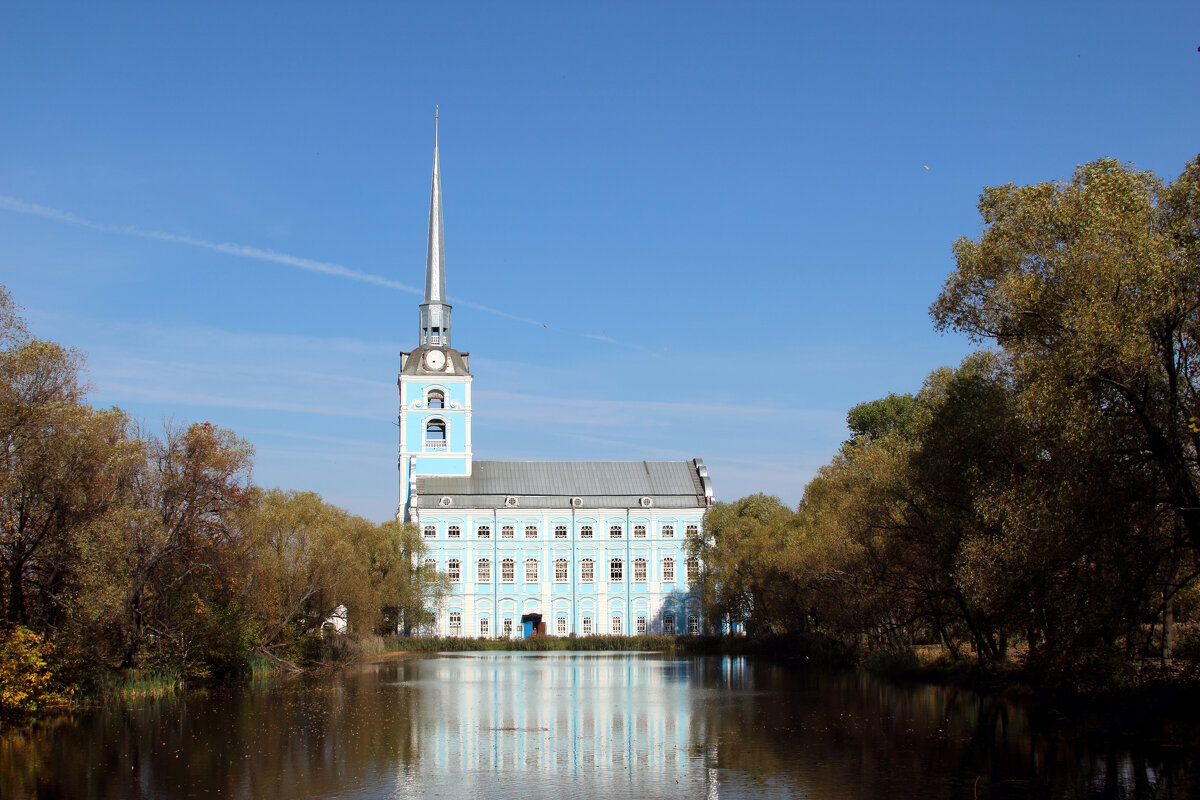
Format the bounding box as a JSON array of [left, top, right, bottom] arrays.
[[419, 108, 452, 347]]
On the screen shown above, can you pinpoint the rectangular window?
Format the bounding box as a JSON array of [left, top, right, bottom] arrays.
[[663, 558, 675, 582], [501, 559, 515, 583], [479, 617, 489, 638], [449, 611, 461, 636], [556, 616, 567, 636], [609, 525, 622, 539], [554, 525, 567, 539], [581, 558, 594, 583], [612, 615, 622, 635], [662, 524, 675, 539], [634, 558, 647, 582], [502, 525, 515, 539], [686, 556, 699, 582], [525, 525, 538, 539], [582, 616, 592, 636], [478, 558, 491, 583], [664, 614, 675, 635], [686, 524, 699, 538], [555, 558, 568, 583], [633, 525, 646, 539], [610, 558, 623, 582], [477, 525, 491, 539], [448, 559, 461, 581], [688, 614, 700, 635], [636, 615, 647, 635], [423, 525, 436, 539], [448, 525, 461, 539], [525, 558, 538, 583], [503, 617, 513, 638], [580, 525, 593, 539]]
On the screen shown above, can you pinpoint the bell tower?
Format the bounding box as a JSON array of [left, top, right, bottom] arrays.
[[398, 109, 472, 520]]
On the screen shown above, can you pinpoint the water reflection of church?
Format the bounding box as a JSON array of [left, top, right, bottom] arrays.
[[398, 123, 712, 638]]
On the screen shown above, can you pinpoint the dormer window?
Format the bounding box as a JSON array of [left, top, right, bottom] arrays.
[[425, 418, 446, 450], [427, 390, 445, 409]]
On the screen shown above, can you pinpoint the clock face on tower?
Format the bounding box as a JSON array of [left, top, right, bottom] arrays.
[[424, 349, 446, 371]]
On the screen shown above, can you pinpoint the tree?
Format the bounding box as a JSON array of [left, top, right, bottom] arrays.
[[932, 156, 1200, 555]]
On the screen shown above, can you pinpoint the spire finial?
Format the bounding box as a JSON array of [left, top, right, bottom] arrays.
[[420, 109, 450, 348], [435, 105, 439, 146]]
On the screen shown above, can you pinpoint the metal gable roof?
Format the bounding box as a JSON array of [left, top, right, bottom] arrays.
[[414, 460, 710, 510]]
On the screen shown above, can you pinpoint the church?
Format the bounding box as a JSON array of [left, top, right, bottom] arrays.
[[398, 123, 713, 638]]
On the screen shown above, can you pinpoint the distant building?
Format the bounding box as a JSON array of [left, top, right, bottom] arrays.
[[399, 121, 713, 638]]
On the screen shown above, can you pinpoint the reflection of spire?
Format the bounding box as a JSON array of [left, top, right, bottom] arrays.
[[420, 105, 451, 347]]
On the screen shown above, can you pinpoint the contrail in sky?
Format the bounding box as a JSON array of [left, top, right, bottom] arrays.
[[0, 194, 607, 337]]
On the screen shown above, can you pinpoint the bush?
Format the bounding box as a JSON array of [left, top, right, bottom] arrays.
[[0, 626, 58, 721]]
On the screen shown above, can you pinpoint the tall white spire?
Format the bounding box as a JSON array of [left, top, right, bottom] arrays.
[[419, 105, 451, 347]]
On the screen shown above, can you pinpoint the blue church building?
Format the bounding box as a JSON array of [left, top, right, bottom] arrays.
[[399, 123, 713, 638]]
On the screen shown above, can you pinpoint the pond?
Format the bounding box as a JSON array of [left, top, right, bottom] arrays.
[[2, 652, 1197, 799]]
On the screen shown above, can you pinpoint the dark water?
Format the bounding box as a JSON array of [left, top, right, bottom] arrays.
[[2, 652, 1198, 799]]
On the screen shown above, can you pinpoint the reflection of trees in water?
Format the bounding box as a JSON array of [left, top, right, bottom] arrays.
[[1, 658, 423, 800], [694, 661, 1200, 799]]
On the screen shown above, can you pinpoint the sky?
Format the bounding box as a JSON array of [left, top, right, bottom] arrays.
[[1, 3, 1197, 522]]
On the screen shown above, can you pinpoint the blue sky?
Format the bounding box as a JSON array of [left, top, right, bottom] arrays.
[[2, 3, 1197, 521]]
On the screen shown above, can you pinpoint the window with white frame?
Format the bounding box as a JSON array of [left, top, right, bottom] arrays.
[[479, 617, 489, 637], [636, 615, 647, 635], [633, 558, 647, 582], [686, 524, 699, 538], [610, 558, 623, 582], [582, 616, 592, 636], [425, 418, 446, 448], [662, 524, 675, 538], [477, 524, 490, 539], [502, 525, 515, 539], [501, 558, 515, 583], [554, 525, 567, 539], [478, 558, 491, 583], [427, 389, 445, 409], [502, 617, 513, 638], [686, 556, 699, 582], [688, 614, 700, 635], [663, 557, 675, 582], [633, 525, 646, 539], [448, 525, 461, 538], [664, 614, 675, 635], [612, 615, 622, 635], [555, 558, 568, 583], [580, 525, 593, 539], [556, 616, 567, 636], [581, 558, 594, 583], [525, 558, 538, 583], [423, 525, 436, 539], [448, 558, 460, 581], [449, 611, 461, 636], [525, 525, 537, 539], [609, 525, 622, 539]]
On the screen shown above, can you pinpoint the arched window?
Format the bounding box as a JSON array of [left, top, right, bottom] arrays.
[[633, 525, 646, 539], [427, 389, 445, 409], [448, 611, 461, 636], [664, 614, 676, 635], [662, 524, 675, 538], [501, 558, 515, 583], [478, 558, 491, 583], [525, 525, 538, 539], [636, 615, 647, 635], [556, 616, 567, 636], [609, 525, 622, 539], [555, 558, 568, 583], [448, 525, 461, 538], [610, 558, 623, 582], [580, 525, 594, 539], [525, 558, 538, 583], [425, 418, 446, 449], [633, 558, 647, 582], [686, 556, 699, 582], [501, 525, 514, 539], [580, 558, 594, 583], [611, 615, 622, 635], [479, 617, 490, 637], [581, 616, 593, 636], [663, 557, 675, 582], [477, 524, 491, 539], [448, 559, 461, 581], [554, 525, 567, 539], [688, 614, 700, 635]]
